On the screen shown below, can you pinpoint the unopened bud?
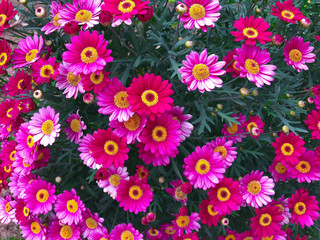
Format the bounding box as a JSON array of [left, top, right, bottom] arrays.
[[221, 217, 229, 226], [240, 87, 249, 97], [33, 89, 43, 100], [289, 111, 295, 116], [45, 40, 53, 47], [185, 41, 194, 48], [99, 10, 113, 26], [298, 100, 305, 108], [300, 18, 311, 28], [35, 7, 47, 18], [83, 93, 94, 104], [217, 104, 223, 110], [282, 125, 290, 133], [55, 176, 62, 183], [252, 89, 259, 96], [146, 212, 156, 222], [176, 3, 188, 15], [255, 8, 262, 14], [141, 217, 149, 225], [307, 97, 314, 104], [63, 21, 80, 36], [272, 35, 284, 46], [158, 176, 165, 184]]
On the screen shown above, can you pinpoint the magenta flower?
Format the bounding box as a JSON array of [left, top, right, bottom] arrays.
[[223, 48, 241, 78], [20, 217, 47, 240], [269, 158, 292, 183], [0, 194, 15, 224], [110, 223, 143, 240], [31, 57, 60, 85], [172, 212, 200, 236], [47, 220, 80, 240], [305, 109, 320, 139], [165, 179, 188, 205], [64, 111, 86, 144], [41, 1, 63, 34], [78, 133, 101, 169], [79, 209, 104, 238], [221, 113, 246, 144], [167, 106, 193, 142]]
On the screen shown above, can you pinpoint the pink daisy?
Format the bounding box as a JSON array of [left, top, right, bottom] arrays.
[[244, 115, 265, 138], [64, 111, 86, 144], [20, 217, 47, 240], [6, 69, 32, 97], [110, 223, 143, 240], [269, 195, 291, 225], [8, 173, 34, 199], [14, 199, 30, 223], [0, 99, 20, 126], [180, 0, 221, 32], [178, 49, 226, 93], [28, 106, 61, 147], [0, 39, 12, 74], [89, 227, 110, 240], [165, 179, 188, 205], [62, 30, 113, 75], [238, 231, 254, 240], [254, 230, 287, 240], [304, 110, 320, 139], [269, 158, 292, 182], [55, 61, 85, 99], [271, 0, 304, 23], [55, 188, 86, 225], [172, 212, 200, 235], [0, 140, 17, 167], [82, 70, 111, 94], [116, 176, 153, 214], [12, 34, 43, 68], [183, 145, 225, 190], [198, 198, 222, 227], [167, 106, 193, 142], [235, 44, 277, 88], [240, 170, 275, 208], [79, 209, 104, 238], [221, 113, 246, 143], [223, 48, 241, 78], [174, 232, 199, 240], [160, 224, 177, 240], [12, 152, 34, 175], [41, 1, 63, 34], [146, 228, 163, 240], [47, 220, 80, 240], [218, 229, 239, 240], [231, 15, 272, 45], [78, 133, 101, 169], [0, 194, 15, 224], [283, 36, 316, 72], [97, 77, 134, 122], [0, 0, 17, 36], [31, 56, 60, 85]]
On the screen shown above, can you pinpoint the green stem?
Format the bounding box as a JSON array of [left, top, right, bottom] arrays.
[[171, 15, 181, 51], [171, 159, 184, 182], [110, 27, 137, 55], [111, 207, 119, 229]]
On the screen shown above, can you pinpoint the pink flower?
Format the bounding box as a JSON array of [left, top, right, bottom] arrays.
[[31, 57, 60, 85], [198, 199, 222, 227], [146, 228, 163, 240], [78, 133, 101, 169], [6, 69, 32, 97], [305, 110, 320, 139], [82, 70, 111, 94], [269, 158, 292, 182], [41, 1, 63, 34], [167, 106, 193, 142], [47, 220, 80, 240], [0, 99, 20, 126], [15, 123, 38, 163], [269, 195, 291, 225], [64, 111, 86, 144], [172, 212, 200, 235], [110, 223, 143, 240], [244, 115, 265, 138], [79, 209, 104, 238], [20, 217, 47, 240], [271, 0, 304, 23], [223, 48, 240, 78], [0, 194, 15, 224], [221, 113, 246, 143], [166, 179, 188, 205], [218, 229, 239, 240]]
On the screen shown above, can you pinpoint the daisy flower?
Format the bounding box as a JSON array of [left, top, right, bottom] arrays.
[[116, 176, 153, 214], [269, 158, 292, 182], [238, 231, 254, 240], [102, 0, 150, 27], [218, 229, 239, 240], [180, 0, 221, 32], [221, 113, 246, 143], [0, 140, 17, 166], [6, 70, 32, 97], [12, 34, 43, 68], [167, 106, 193, 142], [199, 199, 222, 227], [0, 0, 17, 36], [283, 36, 316, 72], [272, 132, 306, 166], [0, 39, 12, 74], [89, 227, 110, 240], [174, 232, 199, 240], [160, 224, 176, 240], [62, 30, 113, 75], [146, 228, 163, 240], [82, 70, 111, 94], [271, 0, 304, 23], [97, 77, 134, 122], [31, 57, 60, 85], [15, 123, 38, 163], [55, 188, 86, 225], [90, 128, 129, 168], [0, 194, 15, 224], [8, 173, 32, 199], [56, 61, 85, 99], [178, 49, 226, 93], [20, 217, 47, 240], [110, 223, 143, 240], [240, 170, 275, 208], [166, 179, 188, 205], [14, 199, 30, 223], [244, 115, 265, 138], [12, 152, 34, 175], [304, 110, 320, 139], [0, 99, 20, 126], [135, 165, 149, 181], [47, 220, 80, 240], [235, 44, 277, 88], [173, 212, 200, 235], [41, 1, 63, 34], [231, 15, 272, 45], [183, 145, 225, 190], [223, 48, 240, 78], [64, 111, 86, 144], [78, 133, 101, 169], [28, 106, 61, 147], [79, 209, 104, 239], [269, 195, 291, 225]]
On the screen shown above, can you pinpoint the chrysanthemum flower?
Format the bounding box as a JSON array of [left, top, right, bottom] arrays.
[[223, 48, 240, 78], [172, 212, 200, 235], [127, 73, 174, 120], [12, 152, 34, 175], [31, 57, 60, 85], [59, 0, 101, 30], [0, 194, 15, 224], [0, 141, 17, 167], [208, 177, 242, 215], [272, 132, 306, 165], [97, 77, 133, 122], [221, 113, 246, 143], [235, 44, 277, 88], [116, 176, 153, 214], [102, 0, 150, 27], [244, 115, 265, 138], [146, 227, 163, 240], [271, 0, 304, 23], [160, 224, 176, 240], [240, 170, 275, 208], [305, 110, 320, 139], [0, 39, 12, 74], [15, 123, 38, 163], [79, 209, 104, 239], [0, 0, 17, 36], [166, 180, 188, 205], [6, 70, 32, 97], [283, 36, 316, 72], [250, 205, 284, 238], [238, 230, 254, 240], [14, 199, 30, 223], [110, 223, 143, 240], [269, 195, 291, 225], [89, 227, 110, 240], [218, 229, 239, 240], [90, 128, 129, 168], [20, 217, 47, 240], [231, 15, 272, 45], [62, 30, 113, 75], [82, 70, 111, 94], [8, 173, 34, 199], [56, 61, 85, 99], [28, 106, 61, 147], [174, 232, 199, 240], [78, 133, 101, 169], [47, 220, 80, 240], [64, 111, 86, 144], [256, 230, 287, 240], [199, 199, 222, 227], [180, 0, 221, 32], [24, 179, 56, 215], [183, 146, 225, 190], [55, 188, 86, 225], [167, 106, 193, 142], [0, 99, 20, 126], [269, 158, 292, 182], [41, 1, 63, 34], [12, 34, 43, 68], [178, 49, 226, 93]]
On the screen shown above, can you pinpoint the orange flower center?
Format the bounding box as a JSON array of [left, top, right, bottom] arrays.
[[189, 4, 205, 20]]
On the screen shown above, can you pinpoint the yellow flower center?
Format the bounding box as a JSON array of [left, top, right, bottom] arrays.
[[6, 108, 13, 118], [294, 202, 306, 215], [165, 226, 176, 235], [262, 236, 274, 240], [280, 143, 294, 156], [243, 27, 258, 38], [189, 4, 205, 20], [114, 91, 129, 109], [141, 90, 159, 107], [226, 235, 236, 240], [109, 174, 121, 187], [17, 79, 24, 89], [26, 49, 39, 62], [4, 165, 11, 173], [104, 140, 119, 155], [124, 114, 140, 131], [53, 13, 61, 27], [152, 126, 167, 142], [40, 65, 54, 78], [213, 146, 227, 159], [275, 162, 287, 174], [23, 207, 30, 217], [22, 159, 31, 168], [281, 10, 294, 20], [81, 47, 98, 64], [9, 150, 16, 161], [121, 230, 134, 240], [118, 0, 136, 13], [247, 180, 261, 195], [60, 225, 73, 239], [227, 122, 238, 134], [244, 237, 253, 240], [128, 185, 143, 200], [175, 186, 187, 200], [101, 238, 109, 240], [67, 72, 81, 86], [90, 71, 104, 84], [195, 159, 210, 174], [217, 187, 231, 202], [70, 119, 81, 133], [276, 204, 285, 213], [31, 221, 41, 234], [192, 63, 209, 80], [36, 189, 49, 203], [245, 59, 260, 75], [41, 120, 54, 135], [0, 52, 7, 66], [86, 217, 97, 229], [67, 199, 78, 213], [232, 61, 240, 71], [176, 215, 190, 228], [0, 14, 7, 27], [149, 229, 159, 236], [296, 161, 311, 173], [37, 152, 44, 161], [318, 122, 320, 130], [5, 202, 11, 213], [247, 122, 257, 132], [75, 10, 93, 22], [207, 204, 218, 216], [259, 213, 272, 226], [289, 49, 302, 63]]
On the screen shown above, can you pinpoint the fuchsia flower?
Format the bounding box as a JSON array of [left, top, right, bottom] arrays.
[[173, 212, 200, 236], [238, 231, 254, 240], [166, 180, 188, 205], [198, 199, 222, 227], [110, 223, 143, 240], [64, 111, 86, 144], [283, 36, 316, 72], [47, 220, 80, 240], [89, 227, 110, 240], [180, 0, 221, 32], [0, 141, 17, 168], [269, 158, 292, 182], [174, 232, 199, 240], [167, 106, 193, 142], [79, 133, 101, 169], [14, 199, 30, 223], [244, 115, 265, 138], [178, 49, 226, 93], [160, 224, 176, 240], [146, 227, 163, 240], [12, 152, 33, 175], [79, 209, 104, 238], [269, 195, 291, 225], [305, 110, 320, 139], [0, 0, 17, 36], [20, 217, 47, 240], [0, 39, 12, 74], [0, 99, 20, 126], [31, 57, 60, 85], [271, 0, 304, 23], [223, 48, 240, 78], [218, 229, 239, 240], [0, 194, 15, 224], [6, 70, 32, 97], [41, 1, 63, 34], [82, 70, 111, 94], [221, 113, 246, 143]]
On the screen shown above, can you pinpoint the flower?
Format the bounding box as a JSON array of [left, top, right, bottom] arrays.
[[0, 194, 15, 224], [116, 176, 153, 214], [0, 99, 20, 126], [14, 199, 30, 223], [137, 5, 154, 22], [199, 199, 222, 227], [178, 49, 226, 93], [64, 111, 86, 144], [269, 158, 292, 182], [28, 106, 61, 147], [82, 70, 111, 94], [89, 128, 129, 168], [47, 220, 81, 240], [240, 170, 275, 208], [41, 1, 63, 34], [244, 115, 265, 138], [0, 0, 17, 36], [305, 110, 320, 139], [160, 224, 176, 240], [6, 70, 32, 97], [63, 21, 80, 36], [127, 73, 174, 120], [288, 188, 320, 228], [12, 34, 43, 68], [269, 195, 291, 225], [79, 133, 101, 169], [20, 217, 47, 240], [223, 48, 240, 78], [168, 106, 193, 142], [235, 44, 277, 88], [55, 188, 86, 225], [0, 39, 12, 74], [0, 141, 17, 169], [183, 145, 225, 190], [89, 227, 110, 240], [271, 0, 304, 23], [180, 0, 221, 32], [12, 152, 34, 175], [231, 15, 272, 45], [221, 113, 246, 143], [218, 229, 239, 240], [110, 223, 143, 240], [174, 232, 199, 240], [79, 209, 104, 238], [238, 231, 254, 240], [99, 10, 113, 26], [172, 212, 200, 235], [166, 179, 188, 205], [283, 36, 316, 72], [146, 227, 163, 240], [62, 30, 113, 75], [272, 34, 285, 46], [272, 132, 306, 165], [31, 57, 60, 85]]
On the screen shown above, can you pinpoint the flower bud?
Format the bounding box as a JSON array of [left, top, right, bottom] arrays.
[[252, 89, 259, 96], [55, 176, 62, 183], [33, 89, 43, 100], [158, 176, 165, 184], [297, 100, 305, 108], [300, 18, 311, 28], [311, 85, 320, 95], [289, 111, 295, 116], [221, 217, 229, 226], [181, 182, 192, 194], [169, 0, 175, 3], [285, 93, 291, 98], [45, 40, 53, 47], [282, 125, 290, 134], [35, 7, 47, 18], [272, 35, 284, 46], [19, 0, 28, 4], [63, 21, 80, 36], [251, 127, 260, 137], [307, 97, 314, 104], [307, 0, 311, 3], [83, 93, 94, 104], [99, 10, 113, 26], [185, 41, 194, 48], [272, 132, 278, 138], [146, 212, 156, 222], [211, 112, 217, 117], [80, 185, 85, 190], [255, 8, 262, 14], [217, 104, 223, 110], [141, 217, 149, 225], [137, 5, 154, 22], [240, 87, 249, 97], [179, 207, 189, 216], [176, 3, 187, 15]]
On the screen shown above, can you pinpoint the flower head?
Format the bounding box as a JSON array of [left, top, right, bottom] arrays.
[[269, 158, 292, 182], [110, 223, 143, 240], [31, 57, 60, 85], [271, 0, 304, 23], [47, 220, 81, 240], [6, 70, 32, 97], [172, 212, 200, 236], [166, 180, 188, 205], [20, 217, 47, 240], [41, 1, 63, 34], [199, 198, 222, 227], [0, 39, 12, 74], [223, 48, 240, 78], [0, 99, 20, 126], [0, 194, 15, 224], [78, 133, 101, 169], [221, 113, 246, 143], [79, 209, 104, 238], [167, 106, 193, 142], [244, 115, 265, 138], [304, 110, 320, 139], [0, 0, 17, 36], [64, 111, 86, 144]]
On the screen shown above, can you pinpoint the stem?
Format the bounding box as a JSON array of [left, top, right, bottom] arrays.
[[171, 159, 184, 182], [223, 76, 240, 86], [110, 27, 137, 55], [246, 1, 258, 16], [111, 207, 119, 229], [171, 15, 181, 51]]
